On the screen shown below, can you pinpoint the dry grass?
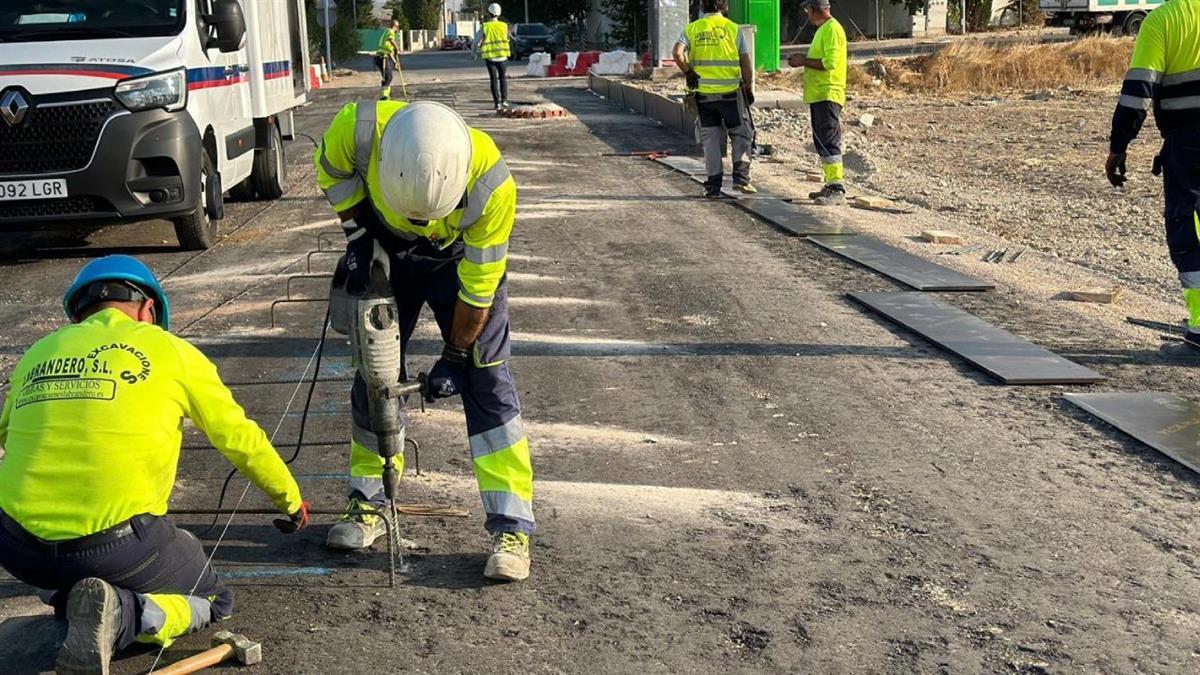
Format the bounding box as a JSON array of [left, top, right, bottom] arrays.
[[872, 36, 1134, 93], [764, 37, 1133, 96]]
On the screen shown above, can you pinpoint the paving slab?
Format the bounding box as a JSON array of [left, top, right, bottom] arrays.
[[654, 155, 707, 176], [851, 291, 1104, 385], [810, 235, 994, 291], [729, 197, 853, 236], [1065, 392, 1200, 473]]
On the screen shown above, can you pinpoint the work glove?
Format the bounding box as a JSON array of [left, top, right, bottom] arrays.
[[274, 500, 310, 534], [343, 231, 389, 296], [742, 85, 755, 106], [424, 344, 471, 402], [1105, 152, 1128, 188], [685, 69, 700, 91]]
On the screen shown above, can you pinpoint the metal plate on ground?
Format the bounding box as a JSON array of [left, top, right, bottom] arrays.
[[655, 155, 707, 176], [811, 236, 994, 291], [730, 197, 852, 236], [1065, 392, 1200, 473], [850, 291, 1104, 385]]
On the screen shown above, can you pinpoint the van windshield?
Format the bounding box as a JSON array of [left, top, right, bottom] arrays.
[[0, 0, 186, 41]]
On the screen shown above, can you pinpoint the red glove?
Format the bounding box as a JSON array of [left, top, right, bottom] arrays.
[[274, 500, 310, 533]]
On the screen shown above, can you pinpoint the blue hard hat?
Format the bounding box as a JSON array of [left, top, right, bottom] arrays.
[[63, 255, 171, 330]]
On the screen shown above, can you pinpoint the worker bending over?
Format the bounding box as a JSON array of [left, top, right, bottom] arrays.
[[0, 256, 307, 674], [474, 4, 511, 110], [315, 100, 534, 581], [787, 0, 847, 206], [1106, 0, 1200, 346], [674, 0, 757, 198], [376, 19, 402, 100]]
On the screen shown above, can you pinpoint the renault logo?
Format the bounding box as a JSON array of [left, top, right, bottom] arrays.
[[1, 90, 29, 126]]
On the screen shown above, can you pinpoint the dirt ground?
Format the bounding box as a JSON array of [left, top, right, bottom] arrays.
[[2, 51, 1200, 675]]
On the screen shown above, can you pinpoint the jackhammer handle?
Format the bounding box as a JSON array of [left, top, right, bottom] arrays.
[[394, 372, 427, 397]]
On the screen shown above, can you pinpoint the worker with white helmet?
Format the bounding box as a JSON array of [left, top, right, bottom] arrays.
[[473, 3, 511, 110], [314, 100, 534, 581]]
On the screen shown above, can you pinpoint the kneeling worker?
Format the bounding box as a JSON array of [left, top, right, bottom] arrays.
[[315, 99, 534, 581], [674, 0, 757, 198], [0, 256, 308, 674]]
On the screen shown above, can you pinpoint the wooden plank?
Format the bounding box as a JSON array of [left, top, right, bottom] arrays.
[[1065, 392, 1200, 474], [809, 236, 994, 292], [920, 229, 963, 245], [851, 292, 1104, 385]]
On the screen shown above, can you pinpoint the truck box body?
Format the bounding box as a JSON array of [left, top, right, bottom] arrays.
[[1041, 0, 1162, 34]]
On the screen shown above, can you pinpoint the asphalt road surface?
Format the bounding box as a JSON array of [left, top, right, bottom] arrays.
[[2, 51, 1199, 674]]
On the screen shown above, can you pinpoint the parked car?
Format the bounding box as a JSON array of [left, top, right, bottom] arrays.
[[509, 23, 559, 60]]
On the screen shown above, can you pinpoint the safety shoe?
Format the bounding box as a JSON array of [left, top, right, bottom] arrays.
[[325, 498, 388, 551], [55, 578, 121, 675], [733, 182, 758, 195], [494, 102, 502, 111], [484, 532, 531, 581], [1184, 330, 1200, 351], [811, 185, 846, 206]]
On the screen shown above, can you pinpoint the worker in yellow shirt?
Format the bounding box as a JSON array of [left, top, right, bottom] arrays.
[[787, 0, 847, 205], [0, 256, 307, 675], [1105, 0, 1200, 347], [376, 18, 402, 100], [473, 4, 511, 110], [315, 100, 534, 581], [674, 0, 757, 198]]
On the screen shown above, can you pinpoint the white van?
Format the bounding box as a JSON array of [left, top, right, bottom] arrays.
[[0, 0, 311, 250]]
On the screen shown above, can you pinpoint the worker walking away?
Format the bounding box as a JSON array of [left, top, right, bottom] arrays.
[[376, 19, 402, 100], [787, 0, 847, 206], [315, 100, 535, 581], [674, 0, 757, 198], [1106, 0, 1200, 347], [474, 4, 511, 110], [0, 256, 308, 675]]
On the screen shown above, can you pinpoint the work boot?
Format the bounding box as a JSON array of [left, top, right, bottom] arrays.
[[55, 578, 121, 675], [494, 102, 501, 111], [325, 498, 388, 551], [484, 532, 531, 581], [733, 182, 758, 195], [811, 184, 846, 206], [1184, 330, 1200, 351]]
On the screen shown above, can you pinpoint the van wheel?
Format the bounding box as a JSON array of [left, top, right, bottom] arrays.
[[252, 122, 286, 200], [173, 152, 221, 250]]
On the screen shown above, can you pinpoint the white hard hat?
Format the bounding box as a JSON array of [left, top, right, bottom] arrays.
[[487, 3, 502, 16], [377, 101, 473, 222]]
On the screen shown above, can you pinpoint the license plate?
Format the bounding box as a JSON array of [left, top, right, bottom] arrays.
[[0, 179, 68, 202]]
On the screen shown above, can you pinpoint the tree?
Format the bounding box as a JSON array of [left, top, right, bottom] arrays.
[[403, 0, 441, 29], [601, 0, 646, 49], [306, 0, 362, 64]]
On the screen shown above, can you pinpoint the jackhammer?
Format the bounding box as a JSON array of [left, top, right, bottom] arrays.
[[331, 256, 426, 526]]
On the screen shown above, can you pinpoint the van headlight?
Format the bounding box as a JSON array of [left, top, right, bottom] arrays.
[[115, 68, 187, 112]]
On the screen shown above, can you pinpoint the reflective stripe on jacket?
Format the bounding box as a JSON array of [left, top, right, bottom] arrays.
[[804, 19, 847, 106], [0, 309, 302, 540], [314, 100, 517, 309], [1111, 0, 1200, 153], [479, 20, 511, 60], [684, 14, 742, 95]]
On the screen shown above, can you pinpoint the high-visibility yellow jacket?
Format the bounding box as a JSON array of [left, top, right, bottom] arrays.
[[683, 13, 743, 95], [1110, 0, 1200, 153], [314, 100, 517, 309], [804, 18, 847, 106], [0, 309, 302, 541], [479, 20, 511, 60], [378, 28, 398, 57]]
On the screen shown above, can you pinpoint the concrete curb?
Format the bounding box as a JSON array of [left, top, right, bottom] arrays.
[[588, 73, 699, 142]]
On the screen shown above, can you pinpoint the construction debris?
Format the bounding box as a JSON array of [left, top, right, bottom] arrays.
[[920, 229, 963, 245], [497, 103, 569, 119], [1068, 287, 1124, 304], [849, 195, 893, 211]]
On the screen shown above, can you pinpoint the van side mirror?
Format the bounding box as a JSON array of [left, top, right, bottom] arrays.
[[204, 0, 246, 53]]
